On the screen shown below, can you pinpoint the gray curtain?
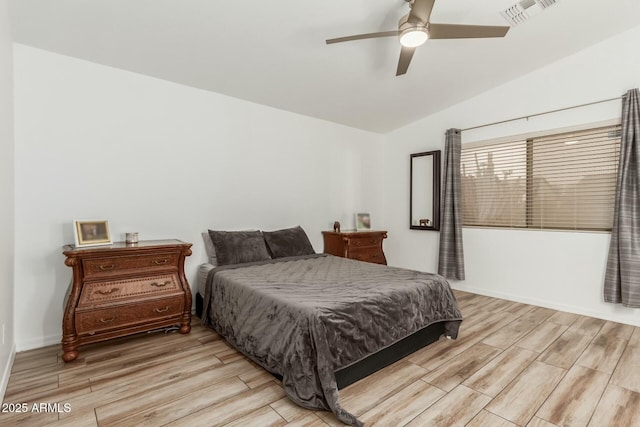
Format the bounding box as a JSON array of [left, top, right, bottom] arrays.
[[438, 128, 465, 280], [604, 88, 640, 307]]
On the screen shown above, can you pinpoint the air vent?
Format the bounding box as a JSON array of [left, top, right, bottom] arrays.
[[501, 0, 558, 26]]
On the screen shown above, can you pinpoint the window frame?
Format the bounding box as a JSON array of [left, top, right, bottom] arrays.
[[461, 119, 621, 233]]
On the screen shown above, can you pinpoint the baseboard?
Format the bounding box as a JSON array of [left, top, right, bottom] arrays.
[[15, 333, 60, 352], [452, 284, 640, 327], [1, 342, 16, 403]]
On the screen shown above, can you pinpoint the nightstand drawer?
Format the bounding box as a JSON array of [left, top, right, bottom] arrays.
[[348, 237, 382, 248], [323, 230, 387, 265], [78, 274, 181, 307], [82, 253, 180, 279], [349, 248, 385, 264], [76, 296, 184, 335]]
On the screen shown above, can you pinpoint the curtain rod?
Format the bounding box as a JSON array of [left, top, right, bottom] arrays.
[[461, 95, 623, 132]]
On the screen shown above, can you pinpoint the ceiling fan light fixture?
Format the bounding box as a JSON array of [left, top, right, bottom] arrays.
[[399, 27, 428, 47]]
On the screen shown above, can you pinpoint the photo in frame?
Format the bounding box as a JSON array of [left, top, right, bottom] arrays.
[[73, 220, 112, 247], [355, 213, 371, 231]]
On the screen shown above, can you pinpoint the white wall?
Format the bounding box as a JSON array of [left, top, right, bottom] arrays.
[[0, 0, 15, 401], [383, 24, 640, 326], [13, 44, 384, 350]]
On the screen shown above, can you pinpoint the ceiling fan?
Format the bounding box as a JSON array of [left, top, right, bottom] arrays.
[[326, 0, 510, 76]]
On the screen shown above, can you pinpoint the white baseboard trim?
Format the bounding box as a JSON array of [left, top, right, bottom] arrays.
[[15, 334, 60, 352], [452, 284, 640, 328], [1, 342, 16, 403]]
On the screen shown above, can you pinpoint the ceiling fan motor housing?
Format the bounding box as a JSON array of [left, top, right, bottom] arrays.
[[399, 12, 427, 31], [398, 13, 429, 47]]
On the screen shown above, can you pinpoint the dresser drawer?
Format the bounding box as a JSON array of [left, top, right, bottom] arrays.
[[82, 253, 180, 279], [349, 247, 385, 264], [78, 274, 181, 307], [347, 237, 383, 249], [75, 296, 184, 335]]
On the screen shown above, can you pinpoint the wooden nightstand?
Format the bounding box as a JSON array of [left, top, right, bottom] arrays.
[[322, 230, 388, 265], [61, 239, 192, 362]]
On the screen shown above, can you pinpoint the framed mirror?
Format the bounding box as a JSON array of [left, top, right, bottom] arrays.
[[410, 150, 441, 231]]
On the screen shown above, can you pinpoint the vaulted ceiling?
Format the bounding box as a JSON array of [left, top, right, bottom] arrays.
[[9, 0, 640, 133]]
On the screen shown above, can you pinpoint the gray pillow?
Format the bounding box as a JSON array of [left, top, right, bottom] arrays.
[[262, 226, 315, 259], [208, 230, 271, 266]]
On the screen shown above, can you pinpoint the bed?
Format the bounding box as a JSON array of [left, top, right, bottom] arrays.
[[199, 228, 462, 426]]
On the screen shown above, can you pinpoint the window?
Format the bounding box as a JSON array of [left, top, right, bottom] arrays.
[[461, 124, 621, 231]]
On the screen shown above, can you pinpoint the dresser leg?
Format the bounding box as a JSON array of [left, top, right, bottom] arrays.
[[179, 311, 191, 334], [61, 333, 80, 362], [62, 349, 79, 362]]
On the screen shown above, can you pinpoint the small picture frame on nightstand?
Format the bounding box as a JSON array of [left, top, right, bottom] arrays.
[[73, 220, 112, 247], [355, 213, 371, 231]]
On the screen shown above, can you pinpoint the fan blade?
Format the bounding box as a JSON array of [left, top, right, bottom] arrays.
[[326, 30, 398, 45], [408, 0, 436, 25], [396, 46, 416, 76], [429, 23, 510, 39]]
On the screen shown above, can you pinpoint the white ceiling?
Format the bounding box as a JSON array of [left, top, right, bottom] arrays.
[[9, 0, 640, 133]]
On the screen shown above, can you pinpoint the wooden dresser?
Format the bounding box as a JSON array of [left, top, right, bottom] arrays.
[[322, 230, 388, 265], [61, 239, 192, 362]]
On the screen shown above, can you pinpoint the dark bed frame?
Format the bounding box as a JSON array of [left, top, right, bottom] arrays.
[[196, 292, 445, 389], [334, 321, 444, 389]]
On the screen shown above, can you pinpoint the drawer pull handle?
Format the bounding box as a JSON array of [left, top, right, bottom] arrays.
[[150, 281, 171, 288], [152, 259, 169, 265], [98, 264, 115, 271], [154, 306, 170, 313], [100, 316, 116, 323], [95, 287, 120, 295]]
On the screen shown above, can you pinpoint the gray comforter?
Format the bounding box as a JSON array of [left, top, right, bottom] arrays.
[[202, 254, 462, 426]]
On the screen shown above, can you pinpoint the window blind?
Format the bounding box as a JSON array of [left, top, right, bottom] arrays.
[[461, 124, 621, 231]]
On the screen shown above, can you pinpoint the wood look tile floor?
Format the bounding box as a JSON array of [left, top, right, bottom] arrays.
[[3, 290, 640, 427]]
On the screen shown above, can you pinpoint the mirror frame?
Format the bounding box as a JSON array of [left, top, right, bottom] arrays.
[[410, 150, 441, 231]]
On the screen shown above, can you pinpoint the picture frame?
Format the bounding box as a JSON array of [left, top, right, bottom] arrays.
[[355, 213, 371, 231], [73, 220, 112, 247]]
